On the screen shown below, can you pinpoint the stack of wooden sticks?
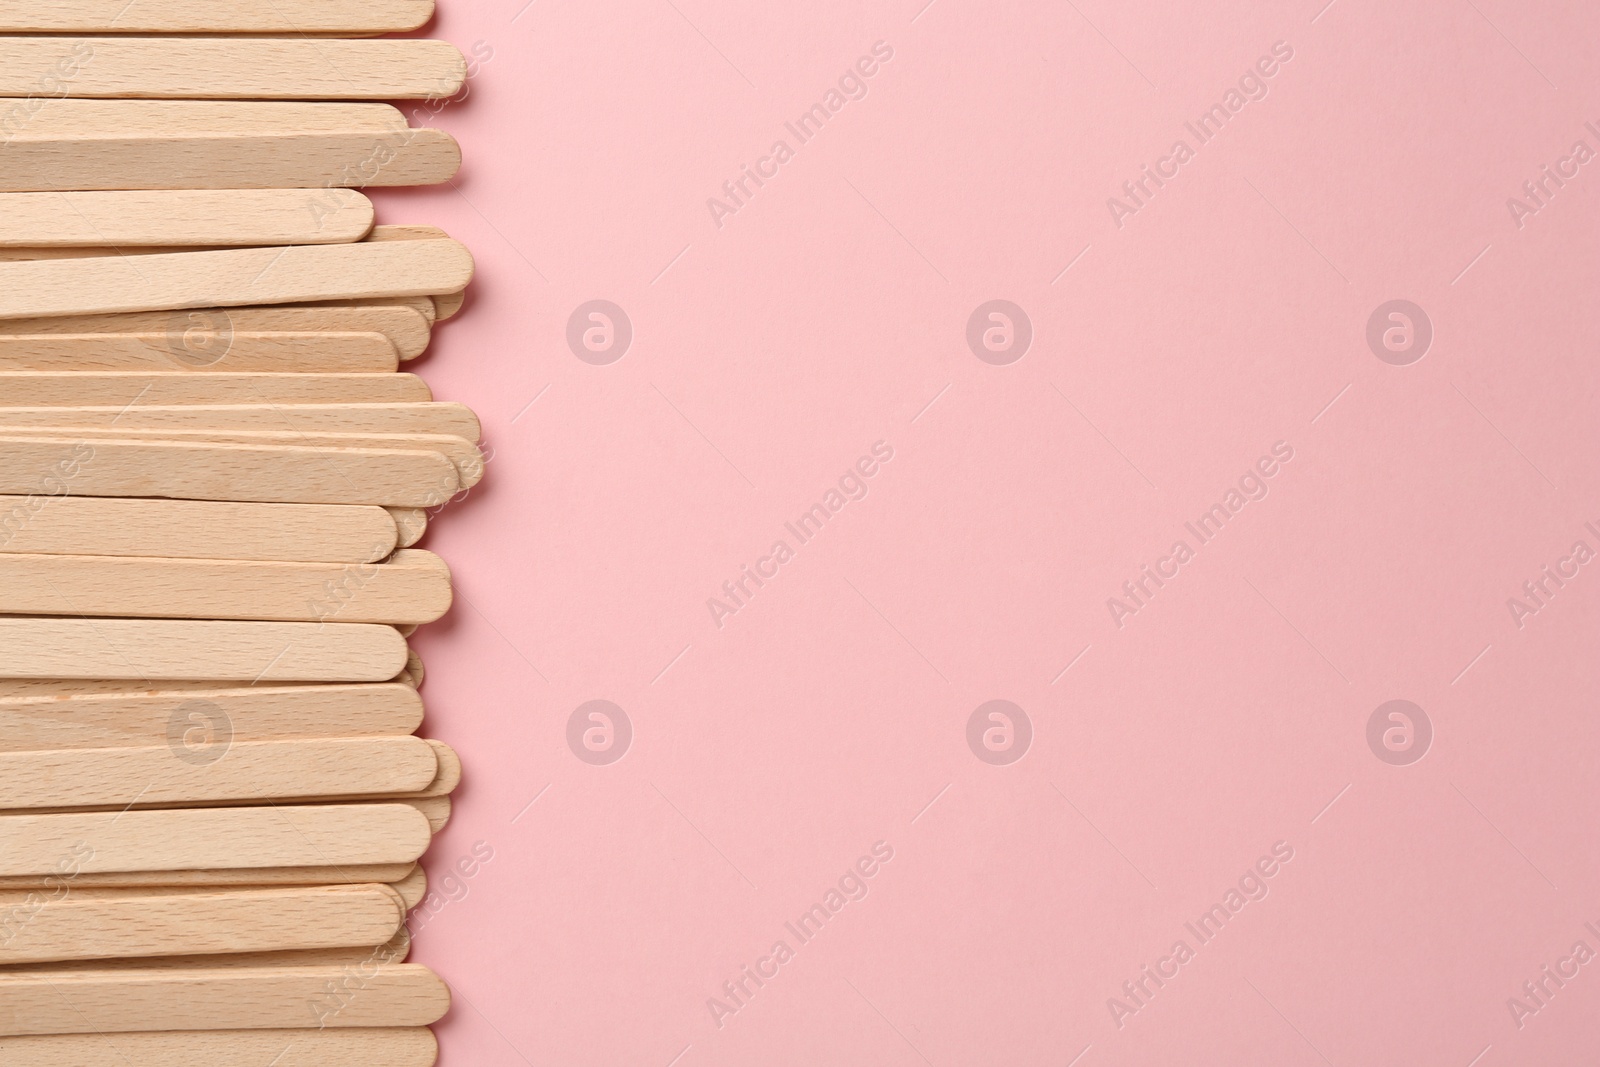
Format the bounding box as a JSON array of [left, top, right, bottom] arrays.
[[0, 4, 476, 1064]]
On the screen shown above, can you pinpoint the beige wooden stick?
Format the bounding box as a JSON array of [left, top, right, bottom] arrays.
[[404, 796, 451, 834], [0, 38, 466, 101], [0, 683, 423, 752], [435, 291, 467, 321], [0, 436, 459, 506], [0, 0, 436, 34], [0, 549, 453, 624], [0, 332, 398, 372], [400, 650, 425, 689], [0, 239, 474, 320], [389, 507, 430, 547], [0, 618, 408, 682], [0, 738, 439, 810], [20, 100, 414, 136], [390, 867, 427, 911], [0, 190, 373, 248], [0, 803, 431, 877], [0, 372, 430, 405], [418, 740, 462, 798], [0, 679, 245, 700], [0, 965, 450, 1035], [0, 305, 432, 360], [0, 884, 404, 966], [0, 926, 410, 973], [367, 225, 450, 242], [0, 400, 474, 437], [0, 863, 415, 891], [309, 294, 437, 322], [0, 1029, 438, 1066], [10, 427, 482, 485], [0, 497, 398, 563], [0, 129, 460, 193]]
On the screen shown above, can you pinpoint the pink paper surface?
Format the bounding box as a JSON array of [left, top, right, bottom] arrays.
[[383, 1, 1600, 1063]]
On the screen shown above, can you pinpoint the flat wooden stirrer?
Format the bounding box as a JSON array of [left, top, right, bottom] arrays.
[[0, 38, 466, 100], [0, 965, 450, 1035], [0, 305, 432, 360], [0, 618, 409, 681], [0, 884, 404, 966], [0, 239, 474, 319], [0, 436, 459, 506], [21, 100, 414, 137], [0, 372, 431, 405], [0, 401, 477, 438], [0, 683, 424, 752], [0, 803, 431, 877], [0, 190, 373, 248], [0, 0, 436, 34], [0, 863, 416, 891], [0, 1030, 437, 1067], [2, 927, 410, 973], [0, 497, 399, 563], [0, 332, 399, 372], [0, 549, 453, 623], [0, 737, 439, 810]]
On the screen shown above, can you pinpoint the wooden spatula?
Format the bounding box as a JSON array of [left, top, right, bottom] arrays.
[[0, 190, 374, 248], [0, 38, 466, 100]]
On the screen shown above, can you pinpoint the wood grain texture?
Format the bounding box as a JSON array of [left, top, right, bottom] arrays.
[[0, 803, 431, 876], [0, 549, 452, 624], [0, 332, 398, 372], [19, 100, 413, 137], [0, 926, 410, 972], [0, 305, 432, 360], [0, 497, 398, 563], [434, 290, 466, 321], [0, 436, 459, 506], [0, 190, 373, 248], [0, 683, 424, 752], [0, 38, 466, 100], [0, 965, 450, 1034], [0, 738, 438, 810], [0, 618, 409, 681], [0, 240, 474, 319], [418, 741, 461, 798], [0, 1, 436, 34], [405, 797, 451, 834], [0, 129, 460, 192], [0, 884, 404, 965], [0, 372, 430, 405], [389, 507, 430, 547], [10, 427, 483, 485], [391, 867, 427, 911], [0, 401, 475, 437], [0, 863, 415, 891], [0, 1029, 438, 1067]]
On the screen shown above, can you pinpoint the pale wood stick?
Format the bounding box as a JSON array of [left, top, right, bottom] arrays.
[[0, 498, 398, 563], [0, 683, 423, 752], [0, 305, 431, 360], [433, 290, 467, 321], [389, 507, 429, 547], [0, 804, 430, 877], [0, 884, 404, 966], [0, 436, 459, 506], [0, 738, 438, 810], [400, 650, 425, 689], [0, 863, 415, 891], [0, 130, 460, 192], [390, 867, 426, 911], [0, 549, 452, 624], [0, 618, 408, 682], [0, 679, 250, 700], [404, 797, 451, 834], [18, 100, 413, 136], [305, 294, 437, 322], [0, 332, 398, 372], [0, 965, 450, 1035], [0, 1028, 438, 1066], [419, 741, 461, 798], [0, 0, 436, 34], [0, 927, 410, 972], [0, 240, 474, 320], [0, 372, 430, 405], [9, 428, 482, 485], [0, 38, 466, 101], [0, 190, 373, 248], [0, 401, 475, 438]]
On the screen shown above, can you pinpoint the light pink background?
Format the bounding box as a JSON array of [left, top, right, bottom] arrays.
[[385, 0, 1600, 1063]]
